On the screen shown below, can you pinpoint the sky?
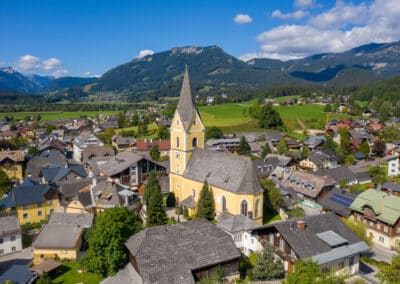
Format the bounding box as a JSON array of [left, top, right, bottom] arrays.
[[1, 0, 400, 77]]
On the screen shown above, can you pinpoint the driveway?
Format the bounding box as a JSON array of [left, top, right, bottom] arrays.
[[371, 243, 397, 263]]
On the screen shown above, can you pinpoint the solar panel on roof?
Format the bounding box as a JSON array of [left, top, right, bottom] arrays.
[[329, 193, 354, 208]]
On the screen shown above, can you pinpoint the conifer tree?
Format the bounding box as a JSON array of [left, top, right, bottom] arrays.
[[238, 136, 251, 156], [252, 244, 284, 280], [196, 180, 215, 221], [261, 142, 271, 158], [147, 187, 168, 227]]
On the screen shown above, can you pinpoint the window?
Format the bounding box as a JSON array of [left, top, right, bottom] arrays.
[[0, 249, 4, 255], [240, 200, 248, 216], [369, 221, 374, 227], [37, 211, 42, 216], [377, 223, 381, 230], [280, 238, 285, 250], [176, 137, 180, 147], [192, 137, 198, 148], [221, 195, 227, 212], [269, 234, 274, 245], [175, 151, 180, 159], [0, 238, 3, 244], [48, 200, 54, 205], [192, 189, 196, 198], [176, 119, 179, 125], [255, 199, 260, 218], [193, 119, 197, 125], [379, 236, 385, 243], [23, 213, 28, 219], [176, 164, 179, 174], [11, 246, 16, 252], [397, 227, 400, 233], [349, 256, 354, 266], [10, 236, 16, 242], [384, 225, 389, 233], [339, 262, 344, 269], [37, 202, 42, 208]]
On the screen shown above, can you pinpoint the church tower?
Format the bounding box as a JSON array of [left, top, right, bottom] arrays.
[[169, 66, 205, 201]]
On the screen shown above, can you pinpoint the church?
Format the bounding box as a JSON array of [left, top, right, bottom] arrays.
[[169, 67, 264, 223]]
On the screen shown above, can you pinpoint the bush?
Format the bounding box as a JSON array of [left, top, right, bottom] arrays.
[[183, 207, 189, 219]]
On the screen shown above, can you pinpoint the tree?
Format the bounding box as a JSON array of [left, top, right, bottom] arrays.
[[260, 179, 283, 213], [205, 126, 223, 141], [252, 244, 284, 280], [157, 126, 170, 140], [372, 140, 386, 157], [196, 180, 215, 221], [139, 122, 148, 137], [166, 192, 176, 208], [369, 166, 386, 185], [45, 124, 57, 134], [147, 184, 168, 227], [342, 218, 372, 247], [150, 145, 160, 161], [301, 146, 310, 159], [117, 112, 129, 128], [358, 141, 370, 157], [97, 129, 115, 145], [238, 136, 251, 156], [0, 169, 12, 199], [143, 172, 161, 204], [27, 146, 38, 156], [277, 138, 288, 155], [323, 104, 332, 112], [377, 252, 400, 283], [345, 154, 356, 165], [258, 104, 284, 129], [261, 142, 271, 158], [288, 207, 305, 219], [284, 259, 345, 284], [339, 128, 350, 155], [81, 207, 142, 276], [131, 113, 140, 126], [322, 135, 338, 153]]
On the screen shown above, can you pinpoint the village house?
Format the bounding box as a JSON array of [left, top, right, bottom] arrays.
[[112, 136, 136, 152], [381, 182, 400, 197], [82, 145, 115, 165], [73, 132, 104, 161], [253, 154, 295, 178], [39, 163, 88, 184], [135, 139, 170, 158], [170, 68, 264, 222], [314, 166, 371, 186], [318, 188, 358, 218], [299, 150, 337, 171], [0, 130, 17, 141], [0, 149, 24, 181], [26, 151, 68, 181], [205, 137, 240, 153], [0, 214, 23, 256], [388, 156, 399, 176], [247, 213, 368, 274], [350, 188, 400, 249], [0, 178, 59, 225], [123, 219, 241, 283]]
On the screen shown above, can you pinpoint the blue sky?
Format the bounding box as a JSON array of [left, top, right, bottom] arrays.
[[1, 0, 399, 77]]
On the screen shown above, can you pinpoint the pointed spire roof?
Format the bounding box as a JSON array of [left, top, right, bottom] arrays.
[[176, 65, 196, 130]]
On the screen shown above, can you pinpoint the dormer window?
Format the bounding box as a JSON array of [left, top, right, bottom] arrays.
[[193, 119, 197, 125]]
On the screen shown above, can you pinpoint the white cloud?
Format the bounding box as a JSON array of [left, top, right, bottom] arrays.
[[294, 0, 315, 8], [16, 55, 41, 72], [234, 14, 253, 24], [83, 71, 101, 78], [137, 49, 154, 58], [271, 10, 308, 20], [42, 58, 62, 70], [245, 0, 400, 60], [14, 54, 68, 76], [310, 0, 368, 29]]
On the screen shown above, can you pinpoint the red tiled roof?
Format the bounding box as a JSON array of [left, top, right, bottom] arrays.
[[136, 140, 170, 151]]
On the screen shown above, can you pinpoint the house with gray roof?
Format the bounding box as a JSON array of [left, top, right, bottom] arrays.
[[0, 214, 22, 255], [26, 152, 67, 181], [48, 212, 94, 229], [248, 212, 368, 275], [73, 132, 104, 162], [125, 219, 241, 284], [39, 163, 88, 184], [299, 150, 337, 171]]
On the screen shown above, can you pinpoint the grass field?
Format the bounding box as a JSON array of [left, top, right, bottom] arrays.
[[51, 261, 103, 284], [0, 111, 119, 120]]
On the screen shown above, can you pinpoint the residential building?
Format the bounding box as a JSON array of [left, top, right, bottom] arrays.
[[299, 150, 337, 171], [73, 132, 104, 161], [314, 166, 371, 186], [26, 151, 68, 181], [48, 212, 94, 229], [205, 138, 240, 153], [124, 219, 241, 283], [135, 139, 170, 158], [33, 223, 84, 264], [112, 136, 136, 152], [248, 213, 368, 274], [170, 68, 263, 222], [388, 156, 399, 176], [382, 182, 400, 197], [0, 149, 24, 181], [39, 163, 88, 184], [351, 188, 400, 249], [0, 214, 23, 255], [0, 179, 59, 225], [318, 188, 358, 218], [82, 145, 115, 165]]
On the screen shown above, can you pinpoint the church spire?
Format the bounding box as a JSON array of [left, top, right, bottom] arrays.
[[176, 65, 196, 130]]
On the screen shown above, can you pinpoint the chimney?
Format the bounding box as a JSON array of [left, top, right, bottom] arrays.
[[296, 220, 306, 231]]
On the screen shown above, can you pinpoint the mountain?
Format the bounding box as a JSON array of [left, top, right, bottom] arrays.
[[0, 67, 98, 94], [248, 41, 400, 83], [0, 67, 41, 93], [89, 46, 301, 99]]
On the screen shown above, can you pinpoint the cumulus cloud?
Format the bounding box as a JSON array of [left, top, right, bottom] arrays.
[[14, 54, 67, 76], [42, 58, 62, 70], [234, 14, 253, 24], [271, 10, 308, 20], [137, 49, 154, 58], [244, 0, 400, 60], [83, 71, 101, 78], [294, 0, 315, 8]]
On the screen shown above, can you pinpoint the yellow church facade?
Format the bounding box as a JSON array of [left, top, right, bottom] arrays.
[[170, 67, 263, 223]]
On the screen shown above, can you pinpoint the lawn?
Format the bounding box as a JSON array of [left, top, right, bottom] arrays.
[[116, 123, 159, 139], [263, 211, 282, 224], [51, 261, 103, 284]]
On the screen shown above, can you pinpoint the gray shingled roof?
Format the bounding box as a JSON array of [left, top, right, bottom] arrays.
[[318, 188, 358, 217], [48, 212, 94, 228], [33, 224, 83, 249], [101, 264, 143, 284], [217, 214, 260, 234], [267, 213, 365, 259], [0, 215, 21, 236], [98, 151, 143, 176], [26, 153, 67, 180], [125, 219, 241, 284], [175, 66, 198, 130], [184, 149, 263, 195]]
